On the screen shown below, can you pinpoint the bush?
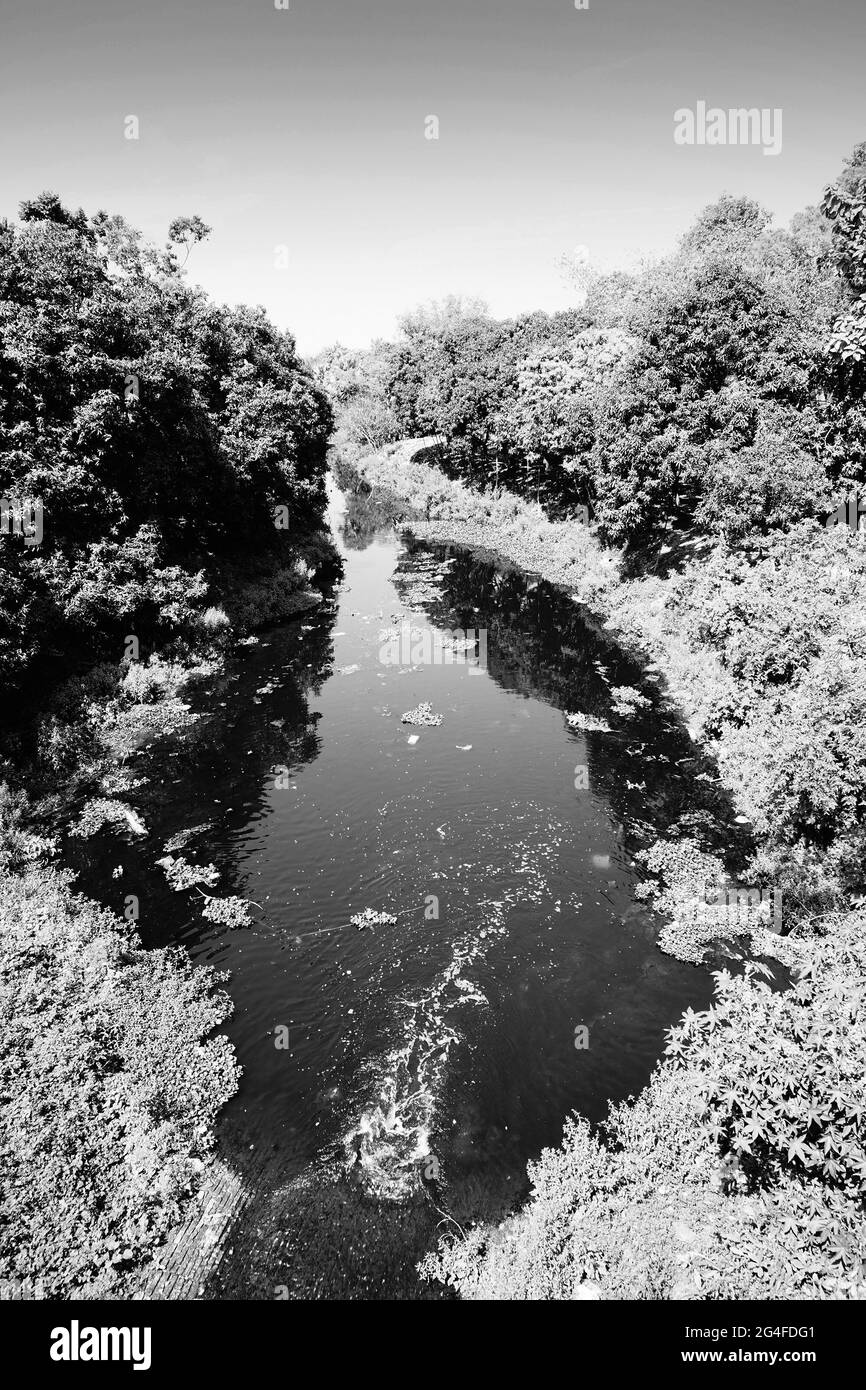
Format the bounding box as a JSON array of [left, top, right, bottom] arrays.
[[665, 523, 866, 905], [0, 864, 240, 1296]]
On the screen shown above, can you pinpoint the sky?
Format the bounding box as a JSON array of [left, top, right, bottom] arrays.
[[1, 0, 864, 355]]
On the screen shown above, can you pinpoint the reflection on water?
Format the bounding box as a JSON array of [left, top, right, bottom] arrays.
[[67, 472, 724, 1207]]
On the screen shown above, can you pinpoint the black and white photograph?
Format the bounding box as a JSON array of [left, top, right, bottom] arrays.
[[0, 0, 864, 1360]]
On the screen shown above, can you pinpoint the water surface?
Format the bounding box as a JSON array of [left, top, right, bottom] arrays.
[[69, 475, 717, 1205]]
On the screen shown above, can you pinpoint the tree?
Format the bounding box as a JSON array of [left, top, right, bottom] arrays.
[[167, 214, 212, 267], [820, 144, 866, 489], [18, 191, 90, 236], [0, 193, 332, 696]]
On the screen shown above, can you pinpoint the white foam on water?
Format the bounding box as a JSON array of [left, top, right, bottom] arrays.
[[342, 805, 580, 1199], [343, 899, 506, 1198]]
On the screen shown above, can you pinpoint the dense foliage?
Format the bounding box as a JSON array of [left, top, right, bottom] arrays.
[[383, 299, 591, 507], [662, 522, 866, 907], [0, 195, 331, 1298], [0, 192, 332, 699], [369, 156, 866, 548], [310, 341, 400, 456], [821, 144, 866, 483], [0, 829, 239, 1296]]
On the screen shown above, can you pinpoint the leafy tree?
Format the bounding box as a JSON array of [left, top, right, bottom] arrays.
[[0, 193, 332, 697], [18, 190, 90, 236], [167, 214, 211, 267], [311, 341, 400, 453], [820, 143, 866, 489]]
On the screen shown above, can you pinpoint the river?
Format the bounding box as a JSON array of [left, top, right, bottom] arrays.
[[67, 471, 718, 1283]]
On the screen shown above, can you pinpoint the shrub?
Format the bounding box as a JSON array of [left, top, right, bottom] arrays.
[[199, 605, 231, 632], [0, 866, 240, 1296], [664, 523, 866, 905]]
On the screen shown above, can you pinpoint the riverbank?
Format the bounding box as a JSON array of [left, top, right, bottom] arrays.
[[0, 856, 241, 1298]]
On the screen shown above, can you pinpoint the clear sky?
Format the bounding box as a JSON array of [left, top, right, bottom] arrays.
[[1, 0, 864, 354]]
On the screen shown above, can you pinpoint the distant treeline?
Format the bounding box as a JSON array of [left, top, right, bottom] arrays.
[[316, 143, 865, 549]]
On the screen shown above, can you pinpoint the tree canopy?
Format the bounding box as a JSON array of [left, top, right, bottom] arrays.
[[0, 193, 332, 696]]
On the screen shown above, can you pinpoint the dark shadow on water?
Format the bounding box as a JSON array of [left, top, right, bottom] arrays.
[[395, 536, 756, 876]]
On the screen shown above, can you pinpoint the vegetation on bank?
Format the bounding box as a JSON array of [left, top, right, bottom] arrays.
[[0, 802, 240, 1297], [332, 439, 618, 596], [365, 152, 863, 550]]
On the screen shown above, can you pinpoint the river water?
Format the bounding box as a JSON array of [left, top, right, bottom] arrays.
[[69, 473, 717, 1217]]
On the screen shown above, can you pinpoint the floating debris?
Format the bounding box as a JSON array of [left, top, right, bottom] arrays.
[[440, 632, 477, 655], [350, 908, 398, 930], [100, 770, 148, 796], [200, 895, 253, 928], [338, 663, 361, 675], [156, 854, 219, 892], [634, 838, 797, 968], [69, 799, 147, 839], [402, 701, 443, 727], [162, 822, 214, 853], [609, 685, 651, 717], [407, 734, 420, 745], [566, 711, 611, 732], [123, 806, 147, 836]]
